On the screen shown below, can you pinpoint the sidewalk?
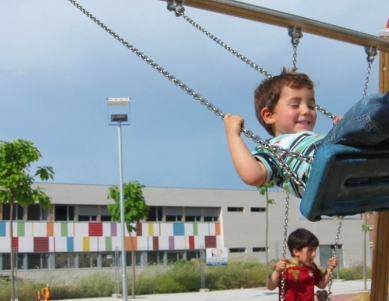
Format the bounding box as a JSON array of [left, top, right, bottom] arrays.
[[55, 280, 371, 301]]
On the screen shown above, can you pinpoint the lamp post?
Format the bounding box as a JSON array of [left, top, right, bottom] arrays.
[[107, 98, 130, 301]]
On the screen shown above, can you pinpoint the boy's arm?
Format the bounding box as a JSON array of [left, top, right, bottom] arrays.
[[267, 258, 286, 290], [224, 114, 268, 186], [317, 256, 338, 289]]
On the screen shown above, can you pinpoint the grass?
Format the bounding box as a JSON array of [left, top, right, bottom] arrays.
[[0, 259, 371, 301]]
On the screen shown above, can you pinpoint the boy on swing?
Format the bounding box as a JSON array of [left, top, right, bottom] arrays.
[[224, 67, 389, 198], [267, 228, 338, 301]]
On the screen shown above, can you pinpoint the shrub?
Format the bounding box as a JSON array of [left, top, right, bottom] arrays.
[[339, 261, 371, 280], [0, 259, 374, 300]]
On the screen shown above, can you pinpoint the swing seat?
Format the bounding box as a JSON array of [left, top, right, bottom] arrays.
[[300, 144, 389, 221]]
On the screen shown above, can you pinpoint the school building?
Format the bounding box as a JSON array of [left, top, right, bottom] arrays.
[[0, 183, 371, 272]]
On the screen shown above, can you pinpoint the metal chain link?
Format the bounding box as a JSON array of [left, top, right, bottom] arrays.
[[70, 1, 376, 194], [315, 104, 336, 120], [178, 11, 273, 78], [67, 9, 376, 300], [326, 217, 343, 301], [363, 46, 378, 97], [279, 191, 290, 301], [161, 6, 373, 301], [168, 3, 337, 120], [322, 46, 376, 301], [67, 0, 313, 191], [288, 27, 303, 71], [163, 7, 369, 300]]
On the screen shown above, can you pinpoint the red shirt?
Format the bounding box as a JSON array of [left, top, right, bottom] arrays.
[[278, 260, 322, 301]]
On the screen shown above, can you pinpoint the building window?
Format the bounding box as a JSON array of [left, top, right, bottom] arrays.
[[126, 251, 142, 266], [79, 252, 98, 268], [147, 206, 163, 222], [2, 253, 25, 270], [2, 204, 24, 221], [27, 253, 49, 269], [1, 254, 10, 270], [253, 247, 267, 252], [251, 207, 266, 212], [55, 205, 74, 221], [55, 253, 76, 269], [78, 205, 97, 221], [186, 251, 200, 261], [101, 252, 115, 267], [204, 207, 220, 222], [227, 207, 244, 212], [27, 204, 49, 221], [229, 248, 246, 253], [185, 207, 201, 222], [147, 251, 164, 265], [101, 206, 112, 222], [165, 207, 182, 222], [166, 251, 184, 264]]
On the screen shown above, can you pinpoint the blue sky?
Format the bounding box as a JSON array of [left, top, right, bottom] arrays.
[[1, 0, 388, 192]]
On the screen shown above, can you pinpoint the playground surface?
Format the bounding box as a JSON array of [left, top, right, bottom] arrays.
[[56, 279, 370, 301]]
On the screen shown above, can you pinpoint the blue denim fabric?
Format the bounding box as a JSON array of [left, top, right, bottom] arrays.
[[315, 91, 389, 149]]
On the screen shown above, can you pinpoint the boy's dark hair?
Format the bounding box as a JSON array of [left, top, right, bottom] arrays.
[[254, 67, 315, 137], [287, 228, 319, 257]]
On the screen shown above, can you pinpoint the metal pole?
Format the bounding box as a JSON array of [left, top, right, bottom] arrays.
[[118, 123, 128, 301]]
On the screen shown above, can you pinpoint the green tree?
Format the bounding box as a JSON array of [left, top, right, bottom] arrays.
[[107, 181, 149, 299], [256, 181, 275, 283], [0, 139, 54, 301]]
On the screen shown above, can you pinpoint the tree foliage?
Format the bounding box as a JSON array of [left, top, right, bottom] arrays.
[[256, 181, 276, 205], [107, 181, 149, 233], [0, 139, 54, 301], [107, 181, 149, 299], [0, 139, 54, 207]]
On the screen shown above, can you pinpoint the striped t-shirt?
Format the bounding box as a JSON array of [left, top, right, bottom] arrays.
[[252, 131, 325, 198]]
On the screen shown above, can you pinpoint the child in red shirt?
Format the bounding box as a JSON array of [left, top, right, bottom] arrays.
[[267, 228, 338, 301]]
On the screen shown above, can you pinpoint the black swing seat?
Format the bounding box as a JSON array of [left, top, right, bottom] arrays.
[[300, 144, 389, 222]]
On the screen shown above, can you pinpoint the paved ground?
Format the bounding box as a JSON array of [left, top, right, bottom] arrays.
[[56, 280, 371, 301]]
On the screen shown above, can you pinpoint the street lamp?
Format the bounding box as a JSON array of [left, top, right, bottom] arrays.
[[107, 97, 130, 301]]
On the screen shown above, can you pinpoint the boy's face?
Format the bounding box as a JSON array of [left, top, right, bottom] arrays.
[[293, 246, 317, 267], [262, 86, 317, 136]]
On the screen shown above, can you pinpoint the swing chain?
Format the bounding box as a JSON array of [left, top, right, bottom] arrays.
[[68, 0, 316, 191], [241, 128, 309, 190], [326, 217, 343, 301], [315, 104, 336, 120], [363, 46, 378, 98], [288, 27, 303, 71], [280, 191, 290, 301], [171, 5, 337, 121], [67, 0, 226, 117], [169, 5, 273, 78]]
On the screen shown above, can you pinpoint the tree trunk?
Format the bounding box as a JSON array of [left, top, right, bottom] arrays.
[[10, 201, 15, 301], [129, 233, 136, 299]]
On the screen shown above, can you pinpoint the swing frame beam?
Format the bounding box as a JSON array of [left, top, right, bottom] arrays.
[[174, 0, 389, 53]]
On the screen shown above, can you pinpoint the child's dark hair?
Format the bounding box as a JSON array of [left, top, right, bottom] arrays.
[[254, 67, 315, 136], [287, 228, 319, 257]]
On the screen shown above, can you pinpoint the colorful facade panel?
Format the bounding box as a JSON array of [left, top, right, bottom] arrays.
[[0, 222, 222, 253], [34, 237, 49, 252], [0, 222, 5, 236]]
